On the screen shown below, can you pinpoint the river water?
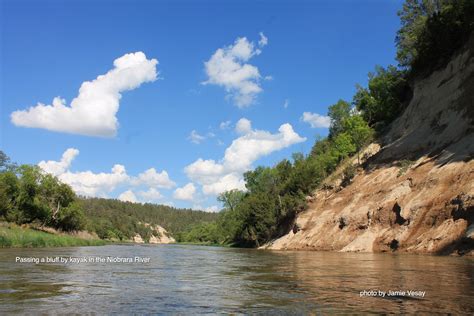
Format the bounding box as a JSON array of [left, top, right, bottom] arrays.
[[0, 244, 473, 314]]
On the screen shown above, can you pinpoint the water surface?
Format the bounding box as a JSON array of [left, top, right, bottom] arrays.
[[1, 245, 473, 314]]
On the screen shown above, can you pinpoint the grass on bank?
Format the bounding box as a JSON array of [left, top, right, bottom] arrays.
[[0, 222, 106, 248]]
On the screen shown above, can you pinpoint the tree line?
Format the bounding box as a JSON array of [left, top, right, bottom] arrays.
[[79, 197, 218, 241]]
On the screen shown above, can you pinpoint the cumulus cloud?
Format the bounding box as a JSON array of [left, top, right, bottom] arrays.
[[38, 148, 79, 176], [205, 205, 220, 213], [301, 112, 331, 128], [203, 34, 268, 108], [188, 130, 206, 144], [59, 164, 130, 197], [11, 52, 158, 137], [283, 99, 290, 109], [38, 148, 174, 198], [185, 121, 305, 195], [173, 183, 196, 201], [191, 204, 219, 212], [201, 173, 246, 196], [118, 190, 138, 203], [132, 168, 175, 188], [138, 188, 163, 202], [235, 118, 252, 134]]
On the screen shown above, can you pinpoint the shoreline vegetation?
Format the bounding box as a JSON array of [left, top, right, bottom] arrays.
[[0, 222, 106, 248], [0, 221, 231, 248]]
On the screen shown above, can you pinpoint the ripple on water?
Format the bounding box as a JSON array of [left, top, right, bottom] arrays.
[[0, 245, 473, 314]]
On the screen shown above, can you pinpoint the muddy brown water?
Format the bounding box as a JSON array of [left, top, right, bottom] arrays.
[[0, 244, 473, 314]]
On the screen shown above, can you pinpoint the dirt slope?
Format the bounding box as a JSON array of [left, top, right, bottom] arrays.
[[265, 38, 474, 255]]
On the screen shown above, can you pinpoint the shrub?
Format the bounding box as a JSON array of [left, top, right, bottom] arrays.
[[341, 164, 357, 187], [55, 202, 86, 231], [397, 159, 415, 177]]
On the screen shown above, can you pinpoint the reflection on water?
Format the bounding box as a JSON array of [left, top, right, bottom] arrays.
[[0, 245, 473, 314]]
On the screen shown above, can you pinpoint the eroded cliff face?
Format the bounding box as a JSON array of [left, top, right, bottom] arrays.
[[132, 223, 176, 244], [265, 38, 474, 255]]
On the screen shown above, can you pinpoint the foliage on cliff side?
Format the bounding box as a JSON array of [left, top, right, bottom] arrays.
[[396, 0, 474, 76]]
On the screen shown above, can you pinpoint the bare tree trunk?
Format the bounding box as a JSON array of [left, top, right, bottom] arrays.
[[52, 201, 60, 220]]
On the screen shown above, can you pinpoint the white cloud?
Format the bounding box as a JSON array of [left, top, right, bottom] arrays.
[[11, 52, 158, 137], [219, 120, 232, 130], [191, 204, 219, 212], [138, 188, 163, 202], [258, 32, 268, 47], [184, 158, 225, 185], [202, 173, 246, 196], [188, 130, 206, 144], [56, 163, 130, 197], [132, 168, 175, 188], [225, 123, 306, 171], [235, 118, 252, 134], [203, 35, 268, 108], [185, 122, 305, 195], [38, 148, 79, 176], [301, 112, 331, 128], [173, 183, 196, 201], [283, 99, 290, 109], [205, 205, 220, 213], [38, 148, 174, 198], [118, 190, 138, 203]]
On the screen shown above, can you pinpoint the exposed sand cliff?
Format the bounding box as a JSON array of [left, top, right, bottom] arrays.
[[265, 38, 474, 255], [132, 224, 176, 244], [148, 225, 176, 244]]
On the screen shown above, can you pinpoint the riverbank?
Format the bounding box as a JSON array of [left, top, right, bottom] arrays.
[[0, 222, 106, 248]]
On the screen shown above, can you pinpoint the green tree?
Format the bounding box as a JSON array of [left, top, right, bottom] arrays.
[[0, 151, 17, 172], [38, 173, 76, 225], [353, 65, 409, 129], [396, 0, 474, 74], [55, 202, 86, 231], [328, 100, 351, 138], [342, 115, 374, 164], [13, 165, 50, 224], [396, 0, 444, 68], [217, 189, 245, 212], [235, 192, 277, 247], [0, 171, 19, 218], [333, 133, 356, 160]]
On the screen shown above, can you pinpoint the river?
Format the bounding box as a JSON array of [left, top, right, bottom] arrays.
[[0, 244, 473, 314]]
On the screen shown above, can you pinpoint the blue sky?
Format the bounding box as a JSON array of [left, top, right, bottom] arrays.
[[1, 0, 403, 211]]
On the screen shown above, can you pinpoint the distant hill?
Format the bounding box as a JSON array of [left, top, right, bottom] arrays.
[[78, 197, 219, 242]]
